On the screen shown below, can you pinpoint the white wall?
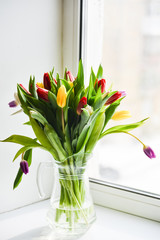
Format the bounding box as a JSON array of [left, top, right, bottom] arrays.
[[0, 0, 62, 213]]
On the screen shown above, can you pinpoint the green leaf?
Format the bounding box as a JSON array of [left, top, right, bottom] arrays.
[[64, 67, 67, 80], [79, 109, 90, 134], [97, 64, 103, 79], [17, 84, 29, 115], [13, 168, 23, 189], [93, 87, 102, 110], [64, 123, 73, 156], [23, 121, 31, 125], [30, 109, 48, 125], [48, 91, 57, 111], [95, 91, 117, 110], [44, 124, 67, 161], [24, 149, 32, 166], [91, 67, 97, 86], [13, 144, 44, 162], [49, 72, 57, 95], [85, 111, 105, 153], [103, 98, 123, 130], [13, 146, 32, 162], [74, 87, 84, 111], [23, 93, 46, 113], [64, 85, 75, 122], [88, 72, 95, 103], [56, 73, 61, 89], [51, 66, 55, 76], [29, 75, 38, 99], [29, 117, 58, 159], [100, 118, 149, 138], [75, 60, 84, 95], [1, 135, 40, 147], [60, 78, 72, 91], [76, 108, 101, 153]]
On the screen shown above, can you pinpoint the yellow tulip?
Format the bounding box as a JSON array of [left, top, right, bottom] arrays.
[[37, 82, 44, 88], [57, 85, 67, 108], [111, 110, 131, 120], [68, 81, 73, 88]]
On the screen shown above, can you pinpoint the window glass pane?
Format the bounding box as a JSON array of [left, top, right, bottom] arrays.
[[84, 0, 160, 196]]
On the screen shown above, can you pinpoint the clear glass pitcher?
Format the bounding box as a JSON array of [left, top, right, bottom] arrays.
[[37, 154, 96, 240]]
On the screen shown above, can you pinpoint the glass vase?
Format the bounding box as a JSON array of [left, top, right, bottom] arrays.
[[37, 154, 96, 240]]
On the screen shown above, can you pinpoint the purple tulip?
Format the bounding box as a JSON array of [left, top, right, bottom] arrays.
[[143, 146, 156, 159], [8, 100, 18, 108], [20, 160, 29, 174]]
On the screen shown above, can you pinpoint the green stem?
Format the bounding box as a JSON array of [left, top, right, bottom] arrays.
[[61, 108, 65, 133], [121, 131, 145, 147]]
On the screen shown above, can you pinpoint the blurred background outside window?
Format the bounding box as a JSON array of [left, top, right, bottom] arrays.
[[84, 0, 160, 196]]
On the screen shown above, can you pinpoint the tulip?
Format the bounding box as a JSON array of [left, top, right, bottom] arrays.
[[143, 145, 156, 159], [111, 110, 131, 120], [66, 71, 75, 82], [119, 91, 126, 98], [19, 84, 31, 95], [105, 91, 125, 105], [36, 82, 44, 88], [54, 78, 57, 85], [8, 100, 17, 107], [77, 96, 87, 115], [20, 160, 29, 174], [43, 73, 51, 90], [85, 105, 93, 115], [8, 93, 20, 108], [57, 85, 67, 108], [37, 87, 49, 102], [68, 81, 73, 88], [98, 79, 106, 93]]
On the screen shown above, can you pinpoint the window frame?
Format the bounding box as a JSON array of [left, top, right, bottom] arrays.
[[64, 0, 160, 222]]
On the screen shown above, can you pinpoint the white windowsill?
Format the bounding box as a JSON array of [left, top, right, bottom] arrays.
[[0, 200, 159, 240]]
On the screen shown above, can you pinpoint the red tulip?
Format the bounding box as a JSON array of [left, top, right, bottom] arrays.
[[105, 91, 126, 105], [43, 73, 51, 90], [37, 87, 49, 102], [77, 97, 87, 115], [19, 84, 31, 95], [66, 71, 75, 82], [98, 79, 106, 93], [54, 78, 57, 85]]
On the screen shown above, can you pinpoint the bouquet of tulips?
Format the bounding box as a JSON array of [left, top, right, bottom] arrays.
[[2, 60, 155, 226]]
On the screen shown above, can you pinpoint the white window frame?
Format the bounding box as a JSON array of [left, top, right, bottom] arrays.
[[63, 0, 160, 222]]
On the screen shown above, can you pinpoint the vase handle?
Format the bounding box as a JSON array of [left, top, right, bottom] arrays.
[[36, 161, 54, 198]]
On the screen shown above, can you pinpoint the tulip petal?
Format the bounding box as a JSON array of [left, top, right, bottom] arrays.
[[57, 85, 67, 108], [43, 73, 51, 90], [98, 79, 106, 93], [66, 71, 75, 82], [143, 146, 156, 159], [37, 87, 49, 102], [8, 100, 18, 107], [20, 160, 29, 174], [111, 110, 131, 120], [77, 97, 87, 115]]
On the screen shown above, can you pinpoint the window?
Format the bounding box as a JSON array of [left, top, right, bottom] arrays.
[[80, 0, 160, 221]]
